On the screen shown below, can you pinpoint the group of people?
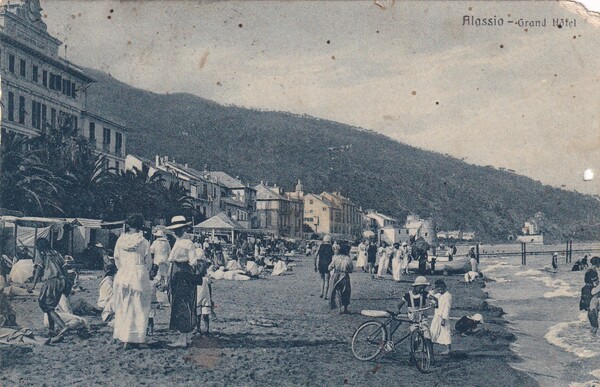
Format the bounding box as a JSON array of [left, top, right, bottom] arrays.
[[579, 256, 600, 334], [28, 214, 214, 349], [354, 237, 430, 281]]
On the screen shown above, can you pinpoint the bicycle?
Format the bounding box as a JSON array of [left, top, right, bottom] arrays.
[[351, 306, 433, 373]]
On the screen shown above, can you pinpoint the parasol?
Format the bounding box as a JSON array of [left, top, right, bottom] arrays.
[[362, 230, 375, 238]]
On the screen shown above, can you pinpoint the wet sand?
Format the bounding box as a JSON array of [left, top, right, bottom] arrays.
[[1, 255, 535, 386]]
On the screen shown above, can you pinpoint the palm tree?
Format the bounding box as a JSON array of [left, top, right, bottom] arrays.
[[0, 132, 63, 215]]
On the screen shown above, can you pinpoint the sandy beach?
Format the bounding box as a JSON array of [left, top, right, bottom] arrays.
[[1, 254, 535, 386]]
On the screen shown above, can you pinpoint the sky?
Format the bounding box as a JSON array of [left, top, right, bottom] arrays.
[[36, 0, 600, 195]]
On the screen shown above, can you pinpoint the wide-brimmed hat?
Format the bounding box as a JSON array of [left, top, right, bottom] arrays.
[[95, 243, 104, 248], [166, 215, 191, 230], [412, 276, 429, 286], [470, 245, 475, 250], [402, 242, 408, 246], [470, 313, 484, 323], [153, 229, 166, 237], [323, 235, 332, 243]]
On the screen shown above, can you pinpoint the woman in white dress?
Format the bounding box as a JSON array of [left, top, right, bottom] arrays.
[[112, 214, 152, 350], [391, 243, 402, 282], [356, 240, 368, 271], [430, 279, 452, 355], [400, 242, 411, 274], [376, 242, 390, 278]]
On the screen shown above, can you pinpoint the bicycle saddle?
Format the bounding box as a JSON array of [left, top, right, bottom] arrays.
[[361, 310, 391, 318]]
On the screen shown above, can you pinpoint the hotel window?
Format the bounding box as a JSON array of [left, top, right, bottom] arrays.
[[115, 132, 123, 155], [8, 54, 14, 73], [41, 104, 47, 128], [19, 59, 25, 77], [89, 122, 96, 141], [42, 70, 47, 87], [50, 108, 56, 128], [18, 96, 25, 124], [31, 101, 42, 129], [7, 92, 14, 122], [103, 127, 111, 146], [32, 65, 38, 82]]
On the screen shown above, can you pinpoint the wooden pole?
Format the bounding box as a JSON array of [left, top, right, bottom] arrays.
[[476, 243, 480, 263], [33, 226, 38, 258], [566, 241, 569, 263], [521, 242, 526, 265]]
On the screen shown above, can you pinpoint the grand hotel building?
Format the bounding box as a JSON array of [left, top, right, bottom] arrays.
[[0, 0, 127, 170]]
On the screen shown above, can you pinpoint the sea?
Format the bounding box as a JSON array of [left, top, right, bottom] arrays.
[[473, 242, 600, 386]]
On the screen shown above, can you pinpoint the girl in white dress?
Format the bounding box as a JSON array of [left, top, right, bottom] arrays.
[[430, 279, 452, 355]]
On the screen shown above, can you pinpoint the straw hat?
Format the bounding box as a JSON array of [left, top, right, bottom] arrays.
[[412, 276, 429, 286], [95, 243, 104, 248], [470, 245, 475, 250], [153, 229, 166, 237], [166, 215, 191, 230], [402, 242, 408, 246], [323, 235, 332, 243], [470, 313, 484, 323]]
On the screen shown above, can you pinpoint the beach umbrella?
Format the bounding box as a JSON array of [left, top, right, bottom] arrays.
[[362, 230, 375, 238]]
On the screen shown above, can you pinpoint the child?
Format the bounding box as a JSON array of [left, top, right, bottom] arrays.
[[196, 260, 214, 335], [98, 263, 117, 323], [551, 252, 559, 273], [430, 279, 452, 355], [398, 276, 437, 361]]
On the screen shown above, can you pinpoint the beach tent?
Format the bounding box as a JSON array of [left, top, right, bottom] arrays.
[[194, 212, 246, 242]]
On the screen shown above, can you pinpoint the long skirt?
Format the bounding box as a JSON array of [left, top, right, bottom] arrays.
[[391, 257, 402, 282], [377, 255, 389, 277], [169, 262, 202, 333], [430, 315, 452, 345], [356, 252, 367, 269], [113, 265, 151, 343], [329, 272, 351, 309]]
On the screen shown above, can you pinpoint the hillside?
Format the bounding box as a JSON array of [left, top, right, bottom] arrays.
[[83, 68, 600, 242]]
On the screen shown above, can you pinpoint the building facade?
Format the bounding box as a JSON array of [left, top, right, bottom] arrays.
[[303, 191, 362, 240], [0, 0, 127, 170], [254, 182, 303, 238]]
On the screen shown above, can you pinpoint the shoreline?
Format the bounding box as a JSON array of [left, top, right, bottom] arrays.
[[2, 257, 536, 386]]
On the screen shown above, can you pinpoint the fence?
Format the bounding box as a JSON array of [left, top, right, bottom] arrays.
[[476, 241, 600, 266]]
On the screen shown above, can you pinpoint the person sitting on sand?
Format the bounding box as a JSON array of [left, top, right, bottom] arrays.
[[463, 270, 484, 284], [398, 276, 438, 361], [455, 313, 483, 335], [97, 263, 117, 323], [0, 281, 49, 345], [27, 238, 72, 343]]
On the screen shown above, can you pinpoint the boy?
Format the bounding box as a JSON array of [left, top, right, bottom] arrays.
[[398, 276, 438, 362]]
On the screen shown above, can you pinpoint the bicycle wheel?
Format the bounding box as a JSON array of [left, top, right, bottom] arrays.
[[351, 321, 387, 361], [410, 330, 431, 373]]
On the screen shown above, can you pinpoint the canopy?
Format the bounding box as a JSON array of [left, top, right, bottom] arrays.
[[362, 230, 375, 238], [414, 236, 431, 251], [194, 212, 245, 230]]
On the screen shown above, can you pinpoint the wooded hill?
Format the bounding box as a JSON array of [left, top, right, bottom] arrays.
[[84, 68, 600, 242]]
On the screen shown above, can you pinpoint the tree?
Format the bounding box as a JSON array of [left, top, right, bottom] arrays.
[[0, 132, 63, 215]]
